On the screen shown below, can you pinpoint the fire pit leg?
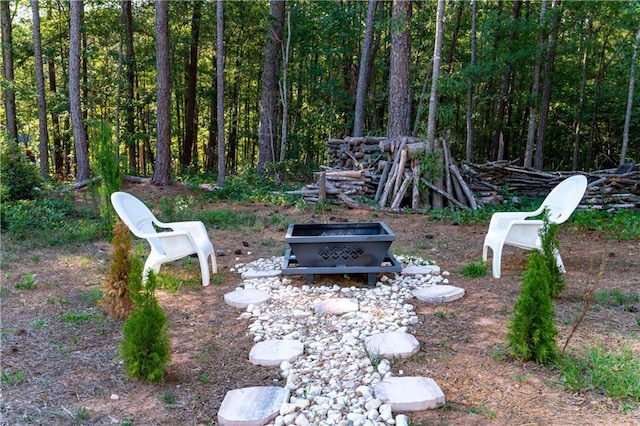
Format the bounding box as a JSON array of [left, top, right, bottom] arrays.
[[304, 274, 314, 284], [367, 273, 377, 285]]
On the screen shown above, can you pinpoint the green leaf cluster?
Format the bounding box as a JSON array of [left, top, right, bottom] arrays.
[[0, 140, 43, 202], [119, 257, 170, 382]]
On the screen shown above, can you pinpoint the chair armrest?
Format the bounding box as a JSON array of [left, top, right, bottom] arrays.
[[488, 211, 535, 233]]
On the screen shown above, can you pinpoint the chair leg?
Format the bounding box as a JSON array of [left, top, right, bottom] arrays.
[[199, 255, 210, 287], [554, 249, 565, 273], [210, 252, 217, 275]]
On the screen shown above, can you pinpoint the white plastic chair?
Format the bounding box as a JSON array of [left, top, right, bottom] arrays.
[[110, 191, 217, 286], [482, 174, 587, 278]]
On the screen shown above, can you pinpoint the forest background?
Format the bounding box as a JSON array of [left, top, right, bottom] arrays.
[[1, 0, 640, 190]]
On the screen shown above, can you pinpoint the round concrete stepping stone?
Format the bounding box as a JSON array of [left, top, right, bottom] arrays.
[[315, 297, 359, 315], [374, 376, 445, 411], [401, 265, 441, 276], [413, 284, 464, 303], [249, 339, 304, 366], [218, 386, 289, 426], [224, 288, 270, 309], [241, 269, 282, 280], [364, 332, 419, 359]]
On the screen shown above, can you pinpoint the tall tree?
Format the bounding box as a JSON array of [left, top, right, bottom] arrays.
[[524, 0, 547, 169], [534, 0, 562, 170], [353, 0, 377, 138], [572, 15, 592, 171], [1, 0, 17, 141], [216, 0, 225, 187], [621, 22, 640, 166], [151, 0, 171, 186], [121, 0, 137, 173], [257, 0, 285, 174], [426, 0, 444, 145], [31, 0, 49, 179], [465, 0, 477, 163], [69, 0, 90, 182], [387, 0, 411, 138], [181, 1, 202, 168]]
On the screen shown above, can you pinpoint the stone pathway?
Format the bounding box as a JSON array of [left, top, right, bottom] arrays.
[[218, 257, 465, 426]]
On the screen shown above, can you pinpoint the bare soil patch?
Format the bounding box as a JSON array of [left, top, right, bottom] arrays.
[[1, 181, 639, 425]]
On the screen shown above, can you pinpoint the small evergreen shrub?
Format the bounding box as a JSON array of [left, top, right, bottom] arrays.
[[506, 248, 558, 364], [119, 256, 170, 382], [538, 213, 565, 298], [99, 219, 134, 320], [92, 122, 122, 225], [0, 140, 43, 202]]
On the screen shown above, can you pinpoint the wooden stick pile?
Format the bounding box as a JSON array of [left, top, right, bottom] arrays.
[[290, 136, 639, 212]]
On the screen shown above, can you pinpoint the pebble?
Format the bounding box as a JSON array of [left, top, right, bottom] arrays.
[[232, 255, 446, 426]]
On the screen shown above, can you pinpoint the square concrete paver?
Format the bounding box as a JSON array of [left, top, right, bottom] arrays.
[[218, 386, 289, 426], [374, 376, 445, 411]]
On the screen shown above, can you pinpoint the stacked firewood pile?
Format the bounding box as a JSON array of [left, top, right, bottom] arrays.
[[289, 136, 640, 212], [462, 162, 640, 211]]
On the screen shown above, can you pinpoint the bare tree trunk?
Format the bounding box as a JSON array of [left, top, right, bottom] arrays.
[[216, 0, 225, 187], [428, 0, 445, 209], [387, 0, 412, 138], [621, 23, 640, 166], [524, 0, 547, 169], [535, 0, 562, 171], [69, 0, 90, 182], [151, 0, 172, 186], [121, 0, 137, 173], [465, 0, 477, 163], [278, 10, 291, 167], [353, 0, 377, 138], [426, 0, 444, 146], [181, 1, 201, 168], [31, 0, 49, 179], [1, 0, 17, 141], [257, 0, 285, 174], [493, 1, 521, 161], [572, 17, 592, 171]]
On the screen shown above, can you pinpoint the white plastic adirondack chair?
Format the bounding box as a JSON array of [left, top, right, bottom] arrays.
[[482, 174, 588, 278], [111, 191, 217, 286]]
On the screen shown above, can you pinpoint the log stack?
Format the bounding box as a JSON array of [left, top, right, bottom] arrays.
[[290, 136, 640, 212]]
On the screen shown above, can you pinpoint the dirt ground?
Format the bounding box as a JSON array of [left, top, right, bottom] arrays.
[[1, 181, 639, 426]]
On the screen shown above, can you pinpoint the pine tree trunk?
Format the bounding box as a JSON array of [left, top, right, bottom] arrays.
[[151, 0, 172, 186], [31, 0, 49, 179], [1, 0, 17, 141], [387, 0, 412, 138]]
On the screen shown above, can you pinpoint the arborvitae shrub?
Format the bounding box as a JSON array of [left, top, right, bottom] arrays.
[[538, 214, 566, 299], [99, 219, 134, 320], [119, 259, 170, 382], [506, 248, 558, 364]]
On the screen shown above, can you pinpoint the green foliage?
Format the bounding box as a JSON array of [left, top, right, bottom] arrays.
[[15, 273, 36, 290], [119, 263, 170, 382], [538, 213, 565, 299], [0, 140, 43, 202], [158, 195, 258, 230], [92, 122, 123, 226], [459, 260, 488, 278], [506, 248, 558, 364], [418, 150, 443, 183], [0, 196, 107, 246], [556, 346, 640, 400], [572, 210, 640, 240], [100, 219, 134, 320]]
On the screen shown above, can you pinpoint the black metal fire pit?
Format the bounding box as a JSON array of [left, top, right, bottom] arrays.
[[281, 222, 402, 285]]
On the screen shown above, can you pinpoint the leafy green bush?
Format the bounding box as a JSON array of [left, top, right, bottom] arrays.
[[0, 140, 43, 201], [506, 247, 558, 364], [119, 256, 170, 382]]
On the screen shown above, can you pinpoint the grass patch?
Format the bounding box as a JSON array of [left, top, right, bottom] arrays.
[[556, 345, 640, 400], [15, 273, 37, 290], [58, 311, 100, 324], [594, 290, 639, 307], [459, 260, 487, 278]]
